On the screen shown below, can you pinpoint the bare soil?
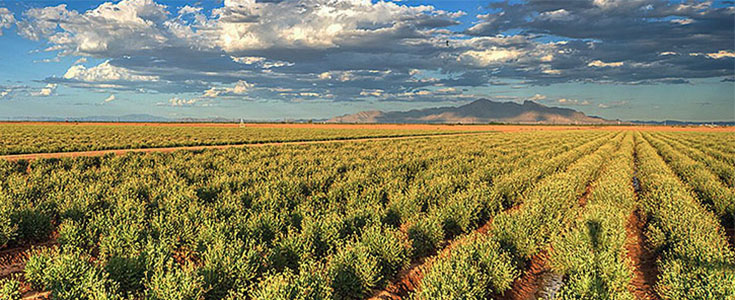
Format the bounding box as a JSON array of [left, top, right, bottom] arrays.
[[496, 251, 552, 300], [624, 209, 660, 300]]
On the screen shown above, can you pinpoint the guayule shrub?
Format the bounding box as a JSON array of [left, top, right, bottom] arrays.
[[12, 207, 52, 242], [199, 239, 265, 299], [406, 216, 443, 259], [416, 234, 516, 300], [0, 277, 21, 300], [251, 268, 331, 300], [0, 201, 17, 247], [25, 248, 119, 300], [57, 220, 91, 250], [358, 225, 410, 285], [328, 243, 381, 299]]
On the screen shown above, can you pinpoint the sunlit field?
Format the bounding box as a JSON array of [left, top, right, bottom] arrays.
[[0, 125, 733, 300]]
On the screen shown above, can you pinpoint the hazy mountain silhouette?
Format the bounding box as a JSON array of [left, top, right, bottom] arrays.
[[328, 99, 615, 124]]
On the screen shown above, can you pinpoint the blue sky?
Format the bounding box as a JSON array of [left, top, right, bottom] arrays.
[[0, 0, 733, 121]]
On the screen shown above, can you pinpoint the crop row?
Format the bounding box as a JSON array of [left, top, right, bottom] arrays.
[[0, 130, 611, 299], [412, 132, 624, 299], [548, 133, 637, 298], [655, 132, 735, 178], [0, 123, 463, 155], [634, 132, 735, 299], [651, 132, 735, 188], [641, 132, 735, 225]]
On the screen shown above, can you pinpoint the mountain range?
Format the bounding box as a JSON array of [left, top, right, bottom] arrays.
[[328, 99, 617, 124]]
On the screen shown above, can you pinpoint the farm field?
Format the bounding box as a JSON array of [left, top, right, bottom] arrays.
[[0, 126, 734, 300]]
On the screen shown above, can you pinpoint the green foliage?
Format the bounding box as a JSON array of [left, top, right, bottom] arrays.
[[0, 277, 22, 300], [635, 132, 735, 299], [415, 234, 516, 300], [24, 248, 119, 300], [251, 267, 331, 300], [0, 123, 460, 155]]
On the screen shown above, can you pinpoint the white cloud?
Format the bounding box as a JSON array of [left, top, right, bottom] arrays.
[[31, 84, 57, 96], [588, 60, 624, 67], [659, 51, 677, 56], [167, 96, 197, 106], [458, 47, 522, 67], [16, 1, 191, 56], [670, 18, 694, 25], [203, 80, 253, 98], [706, 50, 735, 59], [360, 89, 384, 97], [556, 98, 591, 106], [104, 94, 116, 102], [74, 57, 88, 64], [215, 0, 453, 52], [538, 9, 574, 21], [63, 61, 159, 82], [0, 7, 15, 36], [528, 94, 547, 101]]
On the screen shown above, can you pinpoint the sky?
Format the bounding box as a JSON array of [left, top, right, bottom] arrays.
[[0, 0, 733, 121]]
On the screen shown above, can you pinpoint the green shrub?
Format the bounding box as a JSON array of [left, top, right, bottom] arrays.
[[146, 262, 205, 300], [415, 234, 516, 300], [106, 255, 145, 296], [0, 277, 21, 300], [57, 220, 91, 250], [199, 239, 265, 299], [358, 225, 410, 286], [406, 216, 443, 259], [13, 207, 52, 242], [24, 249, 119, 300], [327, 244, 381, 299], [251, 268, 331, 300]]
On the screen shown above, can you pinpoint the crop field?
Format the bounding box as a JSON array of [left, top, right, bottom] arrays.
[[0, 126, 733, 300], [0, 123, 481, 155]]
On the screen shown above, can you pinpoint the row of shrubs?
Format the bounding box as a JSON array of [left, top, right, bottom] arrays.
[[0, 130, 609, 299], [0, 123, 461, 155], [549, 133, 637, 299], [642, 132, 735, 224], [653, 132, 735, 187], [411, 132, 624, 299], [634, 132, 735, 299]]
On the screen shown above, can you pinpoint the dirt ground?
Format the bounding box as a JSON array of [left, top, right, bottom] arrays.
[[2, 121, 733, 132]]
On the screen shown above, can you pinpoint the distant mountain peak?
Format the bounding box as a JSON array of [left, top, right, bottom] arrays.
[[328, 99, 613, 124]]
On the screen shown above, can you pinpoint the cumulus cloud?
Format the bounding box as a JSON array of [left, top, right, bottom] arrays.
[[527, 94, 547, 101], [555, 98, 592, 106], [203, 80, 253, 98], [706, 50, 735, 59], [588, 60, 624, 68], [31, 84, 57, 96], [465, 0, 734, 84], [166, 96, 197, 106], [63, 61, 159, 82], [0, 7, 14, 36], [4, 0, 733, 103]]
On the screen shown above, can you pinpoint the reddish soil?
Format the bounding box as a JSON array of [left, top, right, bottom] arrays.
[[624, 209, 660, 300], [369, 259, 428, 300], [494, 251, 553, 300], [0, 240, 57, 280], [369, 207, 508, 300], [0, 132, 488, 162]]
